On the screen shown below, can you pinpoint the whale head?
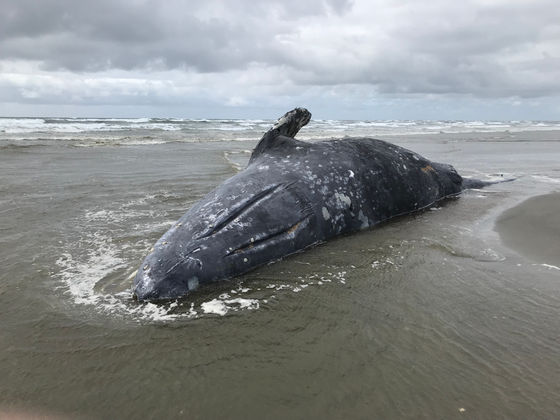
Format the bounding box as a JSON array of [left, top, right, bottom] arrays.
[[133, 108, 315, 301], [133, 176, 315, 301]]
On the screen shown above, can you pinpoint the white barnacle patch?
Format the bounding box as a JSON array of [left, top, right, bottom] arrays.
[[322, 207, 331, 220], [243, 258, 249, 263], [258, 165, 269, 170], [348, 170, 354, 178], [334, 192, 352, 209], [188, 277, 199, 291], [358, 210, 369, 229], [273, 115, 288, 129]]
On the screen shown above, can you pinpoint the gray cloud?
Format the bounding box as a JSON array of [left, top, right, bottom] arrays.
[[0, 0, 559, 118], [274, 0, 560, 98], [0, 0, 353, 72]]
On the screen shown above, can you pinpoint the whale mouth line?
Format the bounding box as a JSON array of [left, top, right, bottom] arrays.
[[197, 181, 297, 240], [196, 183, 283, 240], [226, 215, 310, 256]]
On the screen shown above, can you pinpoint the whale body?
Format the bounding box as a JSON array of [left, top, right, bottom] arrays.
[[133, 108, 490, 301]]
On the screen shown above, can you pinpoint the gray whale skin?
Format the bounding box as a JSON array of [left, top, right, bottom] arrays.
[[133, 108, 491, 301]]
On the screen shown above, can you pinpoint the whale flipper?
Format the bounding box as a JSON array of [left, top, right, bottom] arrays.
[[250, 108, 311, 163], [271, 107, 312, 138]]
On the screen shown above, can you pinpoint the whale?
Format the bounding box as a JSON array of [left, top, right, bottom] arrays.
[[133, 108, 495, 301]]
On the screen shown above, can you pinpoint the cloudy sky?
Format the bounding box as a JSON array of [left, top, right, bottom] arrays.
[[1, 0, 559, 119]]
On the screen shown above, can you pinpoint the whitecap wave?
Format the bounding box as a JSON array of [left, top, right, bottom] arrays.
[[3, 116, 560, 137]]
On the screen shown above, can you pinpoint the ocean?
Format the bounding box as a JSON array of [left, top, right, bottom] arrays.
[[1, 116, 559, 419]]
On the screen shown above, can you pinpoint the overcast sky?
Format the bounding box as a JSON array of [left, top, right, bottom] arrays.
[[1, 0, 559, 119]]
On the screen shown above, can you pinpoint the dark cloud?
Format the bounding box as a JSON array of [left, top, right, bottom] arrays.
[[0, 0, 352, 72]]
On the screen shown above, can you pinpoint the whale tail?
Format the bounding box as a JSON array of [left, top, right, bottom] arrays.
[[461, 176, 515, 190]]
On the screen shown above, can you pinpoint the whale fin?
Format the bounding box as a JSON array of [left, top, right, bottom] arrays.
[[250, 108, 311, 163]]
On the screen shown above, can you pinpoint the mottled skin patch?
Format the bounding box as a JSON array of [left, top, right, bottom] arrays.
[[134, 108, 487, 301]]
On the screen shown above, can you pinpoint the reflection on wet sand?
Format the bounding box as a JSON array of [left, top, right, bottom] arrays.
[[495, 193, 560, 267]]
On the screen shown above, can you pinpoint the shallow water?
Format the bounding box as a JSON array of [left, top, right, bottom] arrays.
[[1, 122, 560, 419]]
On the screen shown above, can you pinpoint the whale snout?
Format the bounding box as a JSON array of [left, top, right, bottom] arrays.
[[133, 258, 195, 301], [133, 272, 193, 301], [132, 240, 208, 301]]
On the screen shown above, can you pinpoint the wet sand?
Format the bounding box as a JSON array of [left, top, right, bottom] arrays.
[[2, 126, 560, 419], [495, 193, 560, 267]]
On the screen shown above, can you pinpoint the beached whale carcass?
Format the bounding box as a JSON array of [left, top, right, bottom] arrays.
[[133, 108, 492, 301]]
